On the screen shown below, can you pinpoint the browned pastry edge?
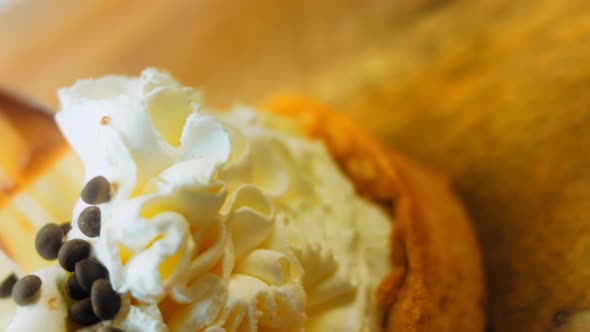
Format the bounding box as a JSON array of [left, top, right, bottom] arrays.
[[0, 90, 68, 207], [266, 96, 486, 332]]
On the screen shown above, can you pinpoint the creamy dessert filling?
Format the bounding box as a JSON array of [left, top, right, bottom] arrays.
[[0, 69, 392, 331]]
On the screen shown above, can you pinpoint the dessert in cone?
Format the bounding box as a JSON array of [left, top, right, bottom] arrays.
[[0, 70, 484, 331]]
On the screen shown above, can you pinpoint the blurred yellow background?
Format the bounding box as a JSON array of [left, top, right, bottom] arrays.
[[0, 0, 409, 108], [3, 0, 590, 331]]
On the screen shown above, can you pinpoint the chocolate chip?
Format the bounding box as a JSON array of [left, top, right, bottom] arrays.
[[91, 279, 121, 320], [78, 206, 101, 238], [60, 222, 72, 236], [35, 223, 65, 260], [68, 298, 99, 326], [0, 273, 17, 298], [75, 258, 108, 292], [58, 239, 91, 272], [12, 274, 41, 305], [81, 176, 112, 205], [67, 274, 88, 301], [98, 327, 124, 332]]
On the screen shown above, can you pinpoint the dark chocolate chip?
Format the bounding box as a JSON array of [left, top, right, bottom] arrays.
[[98, 327, 125, 332], [81, 176, 112, 205], [58, 239, 91, 272], [35, 223, 65, 260], [67, 274, 88, 301], [11, 274, 41, 305], [60, 221, 72, 236], [0, 273, 17, 298], [68, 298, 99, 326], [91, 279, 121, 320], [78, 206, 101, 238], [75, 258, 108, 292]]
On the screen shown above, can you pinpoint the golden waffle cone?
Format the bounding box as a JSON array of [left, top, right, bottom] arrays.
[[0, 92, 485, 331]]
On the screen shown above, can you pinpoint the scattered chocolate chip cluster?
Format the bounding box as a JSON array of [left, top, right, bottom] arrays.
[[79, 175, 111, 237], [0, 176, 124, 331]]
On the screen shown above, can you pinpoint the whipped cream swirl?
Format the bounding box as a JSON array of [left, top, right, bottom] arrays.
[[54, 69, 392, 331]]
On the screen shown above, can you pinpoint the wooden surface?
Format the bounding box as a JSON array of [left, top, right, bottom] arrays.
[[2, 0, 590, 331]]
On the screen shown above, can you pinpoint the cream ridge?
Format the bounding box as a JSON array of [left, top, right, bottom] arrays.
[[4, 68, 392, 331]]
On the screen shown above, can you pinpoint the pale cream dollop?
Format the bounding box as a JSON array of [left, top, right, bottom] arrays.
[[4, 267, 68, 332], [51, 68, 392, 331]]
